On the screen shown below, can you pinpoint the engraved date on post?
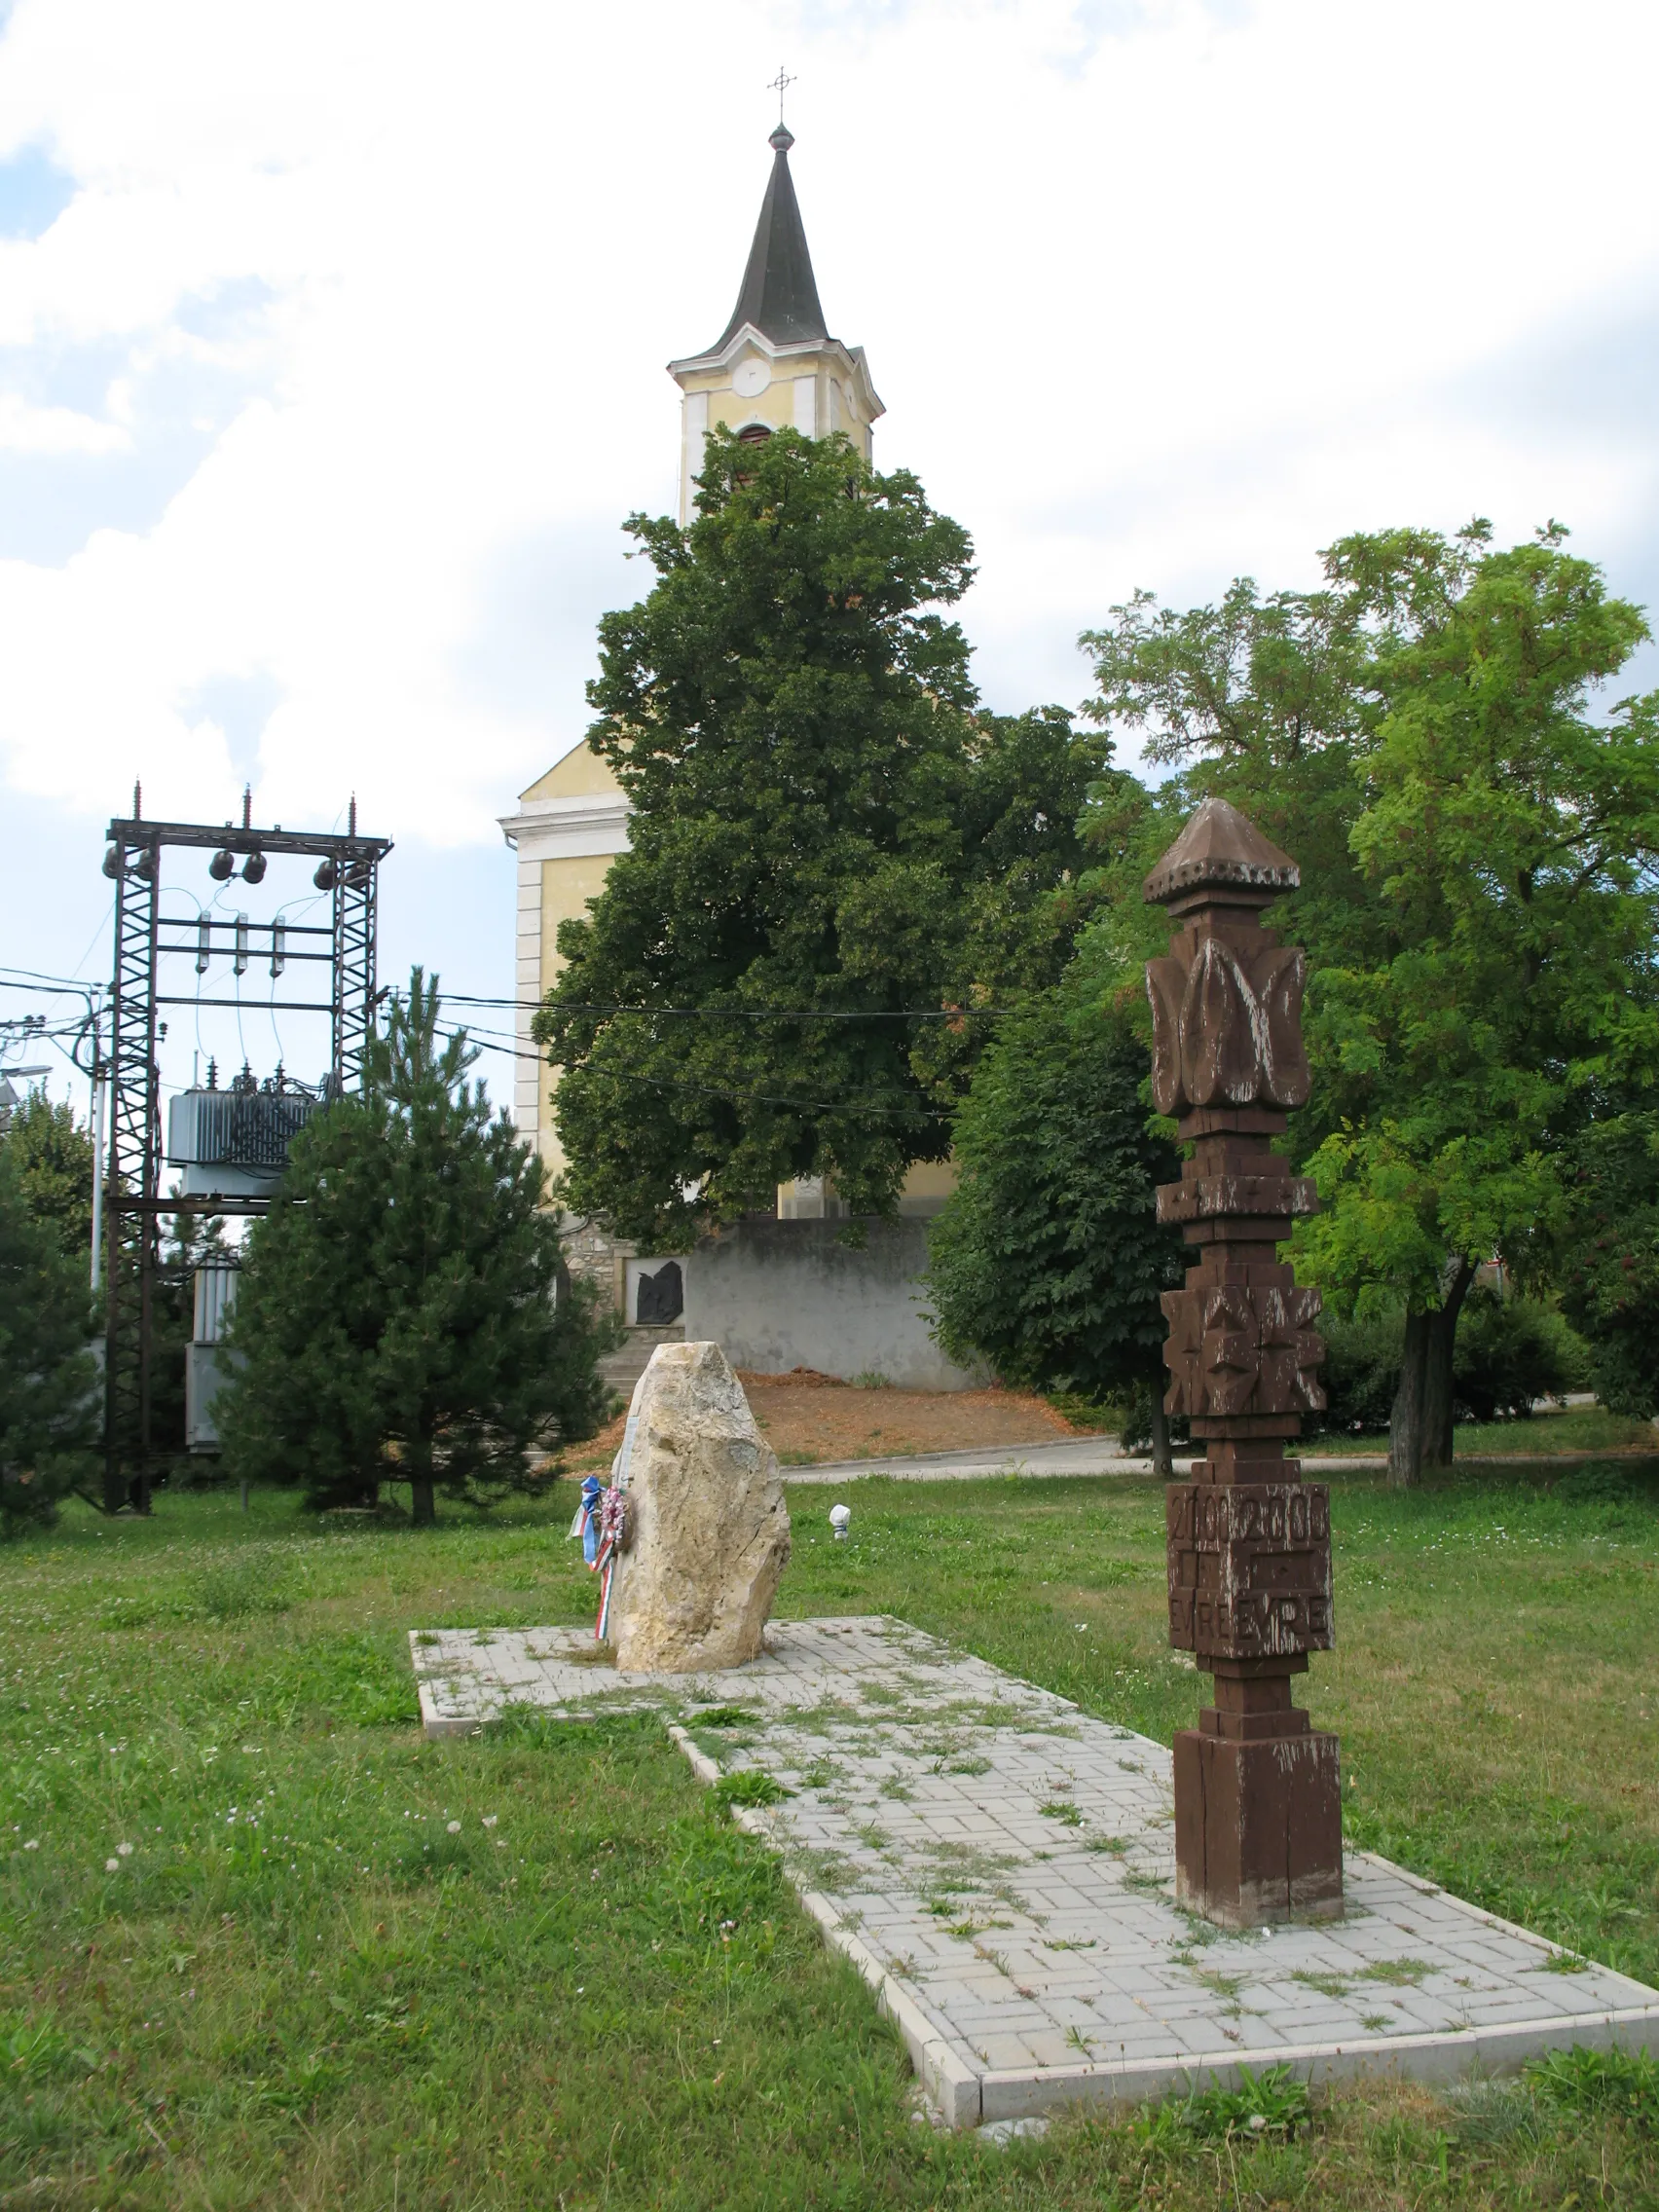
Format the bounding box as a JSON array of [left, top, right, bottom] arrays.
[[1166, 1483, 1334, 1658]]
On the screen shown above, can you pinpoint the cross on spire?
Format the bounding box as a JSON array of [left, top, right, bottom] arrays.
[[766, 63, 794, 127]]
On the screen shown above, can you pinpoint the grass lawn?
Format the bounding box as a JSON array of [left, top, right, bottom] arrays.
[[1310, 1405, 1658, 1459], [3, 1460, 1658, 2208]]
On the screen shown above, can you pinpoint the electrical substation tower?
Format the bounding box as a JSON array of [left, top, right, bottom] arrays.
[[100, 789, 392, 1513]]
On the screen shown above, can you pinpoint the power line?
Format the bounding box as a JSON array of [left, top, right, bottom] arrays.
[[443, 993, 1010, 1020], [442, 1026, 948, 1121], [0, 974, 101, 998]]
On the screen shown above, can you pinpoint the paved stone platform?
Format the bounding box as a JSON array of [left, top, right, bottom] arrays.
[[409, 1616, 1659, 2127]]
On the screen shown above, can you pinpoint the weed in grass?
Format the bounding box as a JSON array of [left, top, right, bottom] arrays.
[[712, 1770, 792, 1812], [1190, 1970, 1247, 2004], [1357, 1956, 1434, 1986], [1527, 2044, 1659, 2131], [1448, 2077, 1543, 2148], [787, 1847, 856, 1894], [1292, 1970, 1354, 1999], [946, 1915, 1011, 1940], [1132, 2063, 1311, 2146], [1168, 1910, 1223, 1950]]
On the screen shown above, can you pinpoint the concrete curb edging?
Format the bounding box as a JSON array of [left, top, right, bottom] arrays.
[[667, 1723, 979, 2125], [661, 1723, 1659, 2131], [974, 2004, 1659, 2124], [797, 1890, 982, 2129], [425, 1630, 1659, 2133]]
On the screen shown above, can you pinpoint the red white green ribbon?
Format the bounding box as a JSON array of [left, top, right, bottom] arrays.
[[588, 1383, 643, 1641]]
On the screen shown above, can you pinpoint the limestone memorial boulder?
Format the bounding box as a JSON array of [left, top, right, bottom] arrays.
[[607, 1341, 792, 1673]]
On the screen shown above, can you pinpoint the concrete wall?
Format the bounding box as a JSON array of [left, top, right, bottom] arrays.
[[681, 1217, 981, 1392]]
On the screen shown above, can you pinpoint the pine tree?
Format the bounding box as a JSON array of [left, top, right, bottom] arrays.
[[1, 1088, 94, 1265], [0, 1148, 97, 1537], [218, 973, 615, 1523]]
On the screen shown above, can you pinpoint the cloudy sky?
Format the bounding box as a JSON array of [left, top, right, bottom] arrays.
[[2, 0, 1656, 1109]]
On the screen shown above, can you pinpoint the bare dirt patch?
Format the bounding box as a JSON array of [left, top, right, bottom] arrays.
[[566, 1369, 1083, 1472]]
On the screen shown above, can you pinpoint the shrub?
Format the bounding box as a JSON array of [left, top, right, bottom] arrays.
[[0, 1149, 97, 1537], [1310, 1305, 1403, 1434], [1454, 1289, 1592, 1421], [1309, 1290, 1591, 1432]]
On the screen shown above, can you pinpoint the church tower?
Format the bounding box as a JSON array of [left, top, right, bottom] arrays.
[[501, 122, 886, 1185], [667, 125, 884, 523]]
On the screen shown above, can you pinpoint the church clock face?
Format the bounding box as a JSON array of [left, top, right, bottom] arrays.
[[732, 354, 770, 398]]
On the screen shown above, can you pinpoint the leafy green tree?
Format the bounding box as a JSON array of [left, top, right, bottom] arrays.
[[0, 1148, 97, 1537], [1554, 1112, 1659, 1416], [219, 972, 614, 1524], [1, 1088, 94, 1265], [1298, 527, 1657, 1476], [537, 428, 1105, 1246], [1080, 523, 1659, 1481], [926, 940, 1186, 1471]]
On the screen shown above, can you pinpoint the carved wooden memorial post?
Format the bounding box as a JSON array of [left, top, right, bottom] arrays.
[[1144, 796, 1343, 1928]]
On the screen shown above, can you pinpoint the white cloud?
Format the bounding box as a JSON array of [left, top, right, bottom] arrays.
[[0, 0, 1654, 849], [0, 387, 127, 451]]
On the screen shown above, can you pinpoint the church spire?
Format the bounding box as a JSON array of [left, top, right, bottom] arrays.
[[709, 124, 829, 353], [667, 117, 884, 523]]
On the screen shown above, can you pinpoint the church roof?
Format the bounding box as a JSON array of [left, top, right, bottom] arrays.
[[709, 126, 829, 352]]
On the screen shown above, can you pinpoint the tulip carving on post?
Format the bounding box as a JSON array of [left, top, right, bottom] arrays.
[[1145, 796, 1343, 1928]]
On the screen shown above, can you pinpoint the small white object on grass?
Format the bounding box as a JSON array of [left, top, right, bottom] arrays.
[[830, 1503, 851, 1541]]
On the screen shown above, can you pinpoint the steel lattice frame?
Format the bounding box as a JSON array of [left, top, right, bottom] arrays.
[[103, 835, 162, 1513], [101, 809, 391, 1512], [333, 860, 380, 1095]]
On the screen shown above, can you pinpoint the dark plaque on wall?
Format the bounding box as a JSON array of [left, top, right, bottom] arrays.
[[635, 1261, 684, 1326]]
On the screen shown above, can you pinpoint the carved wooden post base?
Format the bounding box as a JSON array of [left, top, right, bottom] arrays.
[[1145, 797, 1344, 1929], [1172, 1659, 1343, 1928]]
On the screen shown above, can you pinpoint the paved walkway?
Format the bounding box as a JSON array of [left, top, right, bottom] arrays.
[[784, 1439, 1659, 1484], [786, 1438, 1398, 1483], [785, 1436, 1154, 1484], [409, 1617, 1659, 2128]]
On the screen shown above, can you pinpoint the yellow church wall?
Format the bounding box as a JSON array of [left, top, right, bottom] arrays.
[[538, 852, 614, 991], [900, 1160, 959, 1214], [520, 743, 621, 803], [679, 352, 875, 458], [532, 850, 620, 1175], [709, 384, 794, 434]]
